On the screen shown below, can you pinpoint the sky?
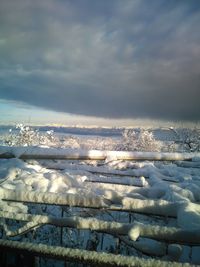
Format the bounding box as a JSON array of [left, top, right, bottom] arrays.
[[0, 0, 200, 126]]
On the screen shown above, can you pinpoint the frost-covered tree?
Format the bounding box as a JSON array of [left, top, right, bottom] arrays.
[[169, 127, 200, 152], [178, 128, 200, 152]]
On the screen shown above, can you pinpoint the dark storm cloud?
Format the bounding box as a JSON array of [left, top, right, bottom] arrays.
[[0, 0, 200, 121]]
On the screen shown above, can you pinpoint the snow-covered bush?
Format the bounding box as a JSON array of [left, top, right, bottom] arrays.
[[137, 130, 162, 151], [118, 129, 162, 151], [39, 130, 58, 146], [62, 135, 81, 149], [4, 124, 57, 147], [5, 124, 39, 146]]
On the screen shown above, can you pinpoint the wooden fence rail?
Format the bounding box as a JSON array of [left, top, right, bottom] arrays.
[[1, 146, 200, 160], [0, 239, 192, 267]]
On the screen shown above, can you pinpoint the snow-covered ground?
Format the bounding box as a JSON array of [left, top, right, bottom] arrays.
[[0, 126, 200, 266]]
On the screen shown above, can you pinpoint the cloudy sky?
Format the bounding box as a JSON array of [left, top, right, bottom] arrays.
[[0, 0, 200, 125]]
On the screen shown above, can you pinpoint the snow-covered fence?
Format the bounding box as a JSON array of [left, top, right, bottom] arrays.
[[0, 148, 200, 266]]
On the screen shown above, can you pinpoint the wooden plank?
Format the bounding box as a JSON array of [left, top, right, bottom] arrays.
[[0, 239, 192, 267]]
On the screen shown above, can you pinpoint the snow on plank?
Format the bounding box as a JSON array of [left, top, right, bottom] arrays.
[[1, 189, 180, 217], [0, 211, 199, 245], [0, 239, 191, 267], [1, 146, 200, 160]]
